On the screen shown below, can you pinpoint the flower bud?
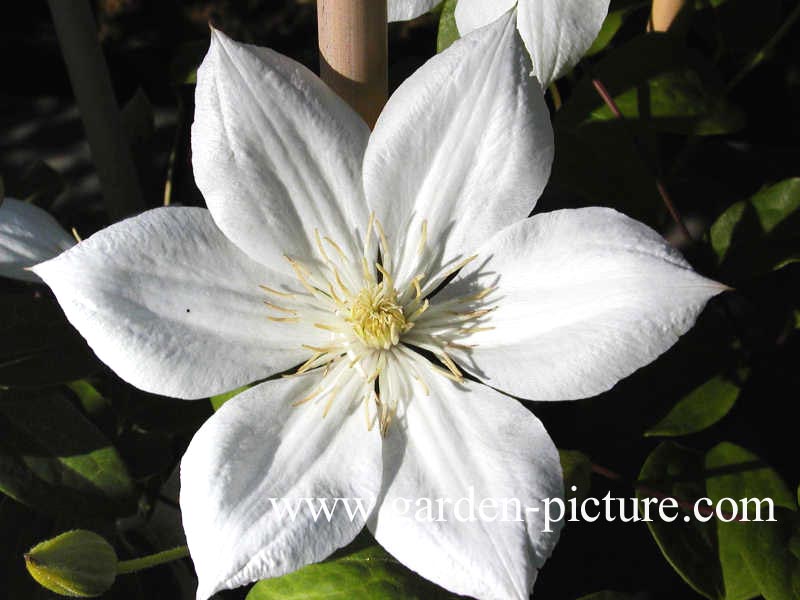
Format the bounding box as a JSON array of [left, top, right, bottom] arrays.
[[25, 530, 118, 597]]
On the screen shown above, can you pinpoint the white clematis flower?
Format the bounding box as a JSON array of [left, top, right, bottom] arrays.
[[455, 0, 610, 88], [34, 14, 725, 600], [388, 0, 611, 89], [388, 0, 439, 22], [0, 197, 75, 282]]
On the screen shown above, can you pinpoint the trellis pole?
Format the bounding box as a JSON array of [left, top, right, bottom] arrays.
[[317, 0, 389, 128]]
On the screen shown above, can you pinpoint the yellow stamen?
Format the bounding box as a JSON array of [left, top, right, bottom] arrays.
[[259, 284, 295, 298], [374, 218, 391, 267], [375, 263, 394, 289], [263, 301, 297, 314], [347, 283, 406, 350], [438, 351, 463, 379], [292, 386, 322, 406], [314, 229, 331, 263], [417, 220, 428, 256], [322, 386, 340, 417], [408, 298, 430, 321], [296, 352, 325, 374], [324, 237, 348, 262]]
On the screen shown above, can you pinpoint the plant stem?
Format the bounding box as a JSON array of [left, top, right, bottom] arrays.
[[47, 0, 145, 220], [591, 78, 694, 244], [116, 546, 190, 575], [317, 0, 388, 128]]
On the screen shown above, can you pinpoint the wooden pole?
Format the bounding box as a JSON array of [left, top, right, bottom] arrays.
[[48, 0, 145, 220], [318, 0, 388, 128], [647, 0, 686, 32]]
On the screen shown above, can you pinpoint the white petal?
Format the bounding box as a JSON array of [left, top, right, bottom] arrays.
[[0, 198, 75, 282], [440, 207, 728, 400], [388, 0, 439, 22], [181, 370, 381, 600], [454, 0, 516, 37], [33, 207, 317, 399], [192, 28, 370, 273], [371, 372, 562, 600], [517, 0, 611, 88], [363, 11, 553, 287]]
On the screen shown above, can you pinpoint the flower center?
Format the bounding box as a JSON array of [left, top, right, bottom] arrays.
[[258, 214, 496, 435], [348, 283, 409, 349]]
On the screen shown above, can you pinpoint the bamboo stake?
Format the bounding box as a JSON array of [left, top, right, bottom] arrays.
[[647, 0, 686, 32], [48, 0, 145, 220], [318, 0, 388, 128]]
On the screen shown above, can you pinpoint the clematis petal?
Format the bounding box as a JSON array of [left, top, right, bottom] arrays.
[[454, 0, 516, 38], [192, 28, 371, 273], [370, 373, 563, 600], [388, 0, 439, 22], [0, 197, 75, 282], [516, 0, 610, 88], [33, 207, 316, 400], [440, 207, 728, 400], [362, 11, 553, 287], [181, 370, 381, 600]]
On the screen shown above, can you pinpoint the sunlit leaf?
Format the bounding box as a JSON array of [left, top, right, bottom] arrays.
[[705, 443, 798, 600], [586, 1, 649, 57], [637, 442, 733, 600], [644, 375, 740, 437], [436, 0, 459, 53], [67, 380, 111, 417], [0, 388, 137, 517], [639, 441, 798, 599], [246, 545, 457, 600], [710, 178, 800, 280], [558, 34, 744, 135]]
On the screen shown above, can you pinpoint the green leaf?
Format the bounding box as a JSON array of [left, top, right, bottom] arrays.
[[246, 545, 457, 600], [560, 449, 592, 503], [644, 375, 740, 437], [210, 385, 250, 411], [710, 178, 800, 280], [558, 34, 744, 135], [67, 380, 111, 417], [639, 441, 799, 599], [637, 442, 733, 599], [586, 10, 626, 57], [0, 388, 137, 517], [436, 0, 459, 53], [586, 1, 649, 57], [705, 443, 798, 600], [0, 290, 97, 388]]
